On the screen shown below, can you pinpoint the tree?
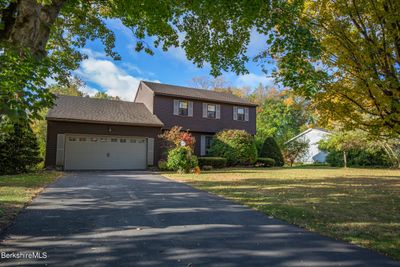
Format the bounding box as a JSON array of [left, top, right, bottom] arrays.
[[49, 78, 84, 97], [1, 0, 295, 122], [93, 92, 120, 100], [190, 76, 229, 90], [259, 137, 285, 167], [319, 130, 400, 168], [258, 0, 400, 136], [0, 118, 41, 174], [255, 89, 314, 147], [283, 139, 310, 167]]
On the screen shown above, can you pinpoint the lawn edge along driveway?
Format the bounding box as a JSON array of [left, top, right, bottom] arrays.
[[162, 167, 400, 260], [0, 171, 62, 233]]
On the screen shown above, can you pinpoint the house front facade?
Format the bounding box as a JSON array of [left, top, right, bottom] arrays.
[[134, 81, 256, 157], [45, 81, 256, 171]]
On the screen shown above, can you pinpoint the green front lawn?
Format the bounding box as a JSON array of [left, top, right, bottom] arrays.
[[164, 167, 400, 260], [0, 171, 62, 231]]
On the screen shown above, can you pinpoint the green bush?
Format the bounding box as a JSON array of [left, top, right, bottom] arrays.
[[198, 157, 227, 169], [256, 157, 275, 167], [259, 137, 284, 166], [202, 165, 213, 171], [167, 146, 198, 173], [209, 129, 257, 166], [157, 159, 169, 171], [326, 149, 391, 167], [0, 119, 41, 175]]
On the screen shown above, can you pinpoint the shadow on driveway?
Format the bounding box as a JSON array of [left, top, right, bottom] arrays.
[[0, 171, 398, 267]]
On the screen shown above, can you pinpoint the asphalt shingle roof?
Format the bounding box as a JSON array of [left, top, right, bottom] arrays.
[[46, 95, 163, 127], [142, 81, 257, 106]]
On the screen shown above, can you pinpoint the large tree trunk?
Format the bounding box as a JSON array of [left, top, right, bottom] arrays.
[[0, 0, 66, 59], [343, 151, 347, 168]]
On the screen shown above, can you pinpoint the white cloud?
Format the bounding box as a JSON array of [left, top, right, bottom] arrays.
[[80, 85, 99, 97], [76, 50, 159, 100], [236, 73, 275, 88]]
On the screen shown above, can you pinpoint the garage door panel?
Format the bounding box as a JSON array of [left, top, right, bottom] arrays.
[[64, 135, 147, 170]]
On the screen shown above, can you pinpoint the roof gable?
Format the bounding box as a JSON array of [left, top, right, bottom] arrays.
[[141, 81, 257, 106], [285, 128, 331, 144]]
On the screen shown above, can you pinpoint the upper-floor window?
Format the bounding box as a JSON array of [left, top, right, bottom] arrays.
[[234, 106, 249, 121], [174, 99, 193, 117], [207, 104, 216, 119], [179, 100, 188, 116], [202, 103, 220, 119], [237, 107, 245, 121]]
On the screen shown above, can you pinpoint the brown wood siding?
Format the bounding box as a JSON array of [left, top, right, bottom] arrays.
[[45, 121, 161, 168], [134, 82, 154, 113], [153, 95, 256, 134]]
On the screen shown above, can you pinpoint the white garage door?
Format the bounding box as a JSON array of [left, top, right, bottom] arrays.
[[64, 135, 147, 170]]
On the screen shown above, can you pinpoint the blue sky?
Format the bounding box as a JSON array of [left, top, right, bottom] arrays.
[[75, 20, 276, 100]]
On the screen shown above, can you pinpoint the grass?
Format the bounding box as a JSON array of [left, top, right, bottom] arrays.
[[0, 171, 62, 232], [163, 167, 400, 260]]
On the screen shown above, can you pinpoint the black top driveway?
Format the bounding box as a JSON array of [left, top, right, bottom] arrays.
[[0, 172, 398, 267]]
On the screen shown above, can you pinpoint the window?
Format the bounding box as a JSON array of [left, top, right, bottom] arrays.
[[111, 138, 118, 142], [207, 104, 216, 119], [79, 137, 86, 142], [90, 137, 98, 142], [205, 136, 213, 155], [120, 138, 127, 143], [237, 107, 245, 121], [178, 100, 189, 116]]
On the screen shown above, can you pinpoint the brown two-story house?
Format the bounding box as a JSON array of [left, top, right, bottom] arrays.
[[134, 81, 256, 157], [45, 81, 256, 170]]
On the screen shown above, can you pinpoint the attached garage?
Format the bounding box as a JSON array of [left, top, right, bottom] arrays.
[[62, 135, 148, 170], [45, 95, 162, 170]]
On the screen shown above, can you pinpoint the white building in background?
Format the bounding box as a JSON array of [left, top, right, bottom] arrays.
[[285, 128, 331, 163]]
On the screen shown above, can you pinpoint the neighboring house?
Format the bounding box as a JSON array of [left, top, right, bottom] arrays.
[[285, 128, 331, 163], [45, 81, 256, 170]]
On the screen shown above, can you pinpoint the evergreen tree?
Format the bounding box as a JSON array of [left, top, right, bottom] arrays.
[[0, 119, 41, 175], [259, 137, 285, 167]]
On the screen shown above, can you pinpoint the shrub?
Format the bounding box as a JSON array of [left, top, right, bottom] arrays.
[[167, 146, 198, 173], [157, 159, 169, 171], [198, 157, 227, 169], [202, 165, 213, 171], [259, 137, 284, 166], [283, 139, 310, 167], [256, 157, 275, 167], [0, 119, 41, 175], [209, 129, 257, 166], [326, 149, 391, 167]]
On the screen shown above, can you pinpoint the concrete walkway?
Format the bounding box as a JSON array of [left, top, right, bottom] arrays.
[[0, 172, 398, 266]]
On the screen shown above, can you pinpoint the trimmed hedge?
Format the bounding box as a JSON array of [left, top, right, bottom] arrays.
[[198, 157, 227, 169], [256, 157, 275, 167], [209, 129, 257, 166]]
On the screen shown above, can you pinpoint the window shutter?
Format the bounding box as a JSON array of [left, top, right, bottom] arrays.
[[56, 134, 65, 167], [188, 101, 193, 117], [216, 104, 221, 119], [245, 107, 249, 121], [147, 138, 154, 166], [233, 106, 238, 120], [202, 103, 207, 118], [173, 100, 179, 115], [200, 135, 206, 156]]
